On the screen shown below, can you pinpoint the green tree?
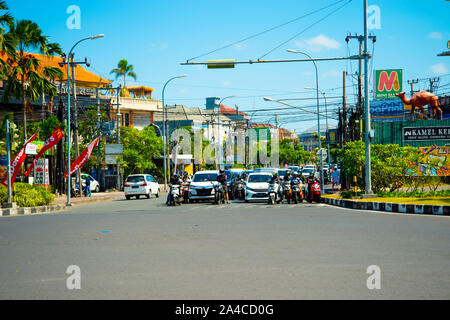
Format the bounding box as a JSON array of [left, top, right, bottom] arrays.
[[120, 126, 163, 178], [0, 1, 15, 78], [1, 19, 63, 141], [110, 59, 137, 90]]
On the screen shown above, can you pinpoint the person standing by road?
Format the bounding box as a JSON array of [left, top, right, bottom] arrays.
[[85, 174, 92, 197], [332, 167, 340, 191]]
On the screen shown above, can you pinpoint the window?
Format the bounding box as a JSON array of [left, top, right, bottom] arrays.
[[126, 176, 145, 183], [248, 174, 272, 183], [146, 175, 155, 182], [124, 113, 130, 127]]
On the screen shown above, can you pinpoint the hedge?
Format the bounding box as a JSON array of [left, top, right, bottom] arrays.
[[0, 183, 55, 207]]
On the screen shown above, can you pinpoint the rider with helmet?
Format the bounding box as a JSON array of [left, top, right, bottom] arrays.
[[216, 169, 229, 204]]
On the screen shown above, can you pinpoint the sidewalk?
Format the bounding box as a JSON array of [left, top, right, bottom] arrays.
[[52, 191, 125, 205]]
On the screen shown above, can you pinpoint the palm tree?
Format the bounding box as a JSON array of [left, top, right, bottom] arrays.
[[1, 19, 63, 141], [0, 1, 15, 78], [110, 59, 137, 89]]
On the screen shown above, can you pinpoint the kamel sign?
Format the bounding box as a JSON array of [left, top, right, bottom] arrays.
[[374, 69, 403, 100]]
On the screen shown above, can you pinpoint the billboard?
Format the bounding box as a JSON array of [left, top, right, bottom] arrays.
[[374, 69, 403, 100], [417, 145, 450, 176], [25, 141, 55, 156], [370, 99, 405, 122]]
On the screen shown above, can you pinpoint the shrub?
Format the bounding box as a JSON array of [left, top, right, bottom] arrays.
[[0, 183, 55, 207]]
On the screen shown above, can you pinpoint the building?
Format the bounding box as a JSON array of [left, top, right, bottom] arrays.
[[298, 124, 337, 152]]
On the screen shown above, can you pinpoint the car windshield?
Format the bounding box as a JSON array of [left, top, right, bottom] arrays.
[[193, 173, 218, 182], [303, 169, 314, 174], [248, 174, 272, 183], [126, 176, 145, 182]]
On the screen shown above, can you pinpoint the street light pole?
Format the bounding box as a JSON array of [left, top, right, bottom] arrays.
[[162, 74, 187, 191], [305, 87, 330, 169], [286, 49, 323, 193], [363, 0, 373, 194], [65, 34, 104, 206], [216, 95, 236, 170]]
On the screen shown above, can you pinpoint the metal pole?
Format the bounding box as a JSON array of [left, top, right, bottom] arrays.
[[66, 51, 72, 206], [96, 87, 101, 186], [364, 0, 372, 194], [116, 85, 121, 191], [6, 119, 12, 206], [71, 55, 82, 197]]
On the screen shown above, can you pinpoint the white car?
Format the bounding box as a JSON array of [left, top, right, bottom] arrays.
[[188, 170, 219, 202], [189, 170, 219, 202], [124, 174, 160, 200], [245, 172, 273, 202], [78, 173, 100, 193]]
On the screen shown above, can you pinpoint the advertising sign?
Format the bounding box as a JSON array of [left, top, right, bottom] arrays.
[[403, 126, 450, 142], [34, 158, 49, 187], [25, 140, 55, 156], [0, 155, 7, 181], [370, 99, 405, 122], [375, 69, 403, 99], [417, 145, 450, 176]]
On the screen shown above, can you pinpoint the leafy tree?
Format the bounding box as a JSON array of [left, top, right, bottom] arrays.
[[0, 1, 15, 78], [120, 125, 163, 178], [1, 19, 63, 141], [0, 112, 19, 155]]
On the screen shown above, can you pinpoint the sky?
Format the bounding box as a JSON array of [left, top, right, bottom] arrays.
[[7, 0, 450, 132]]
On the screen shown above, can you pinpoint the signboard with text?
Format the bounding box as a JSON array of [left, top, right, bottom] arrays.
[[375, 69, 403, 100], [403, 126, 450, 142], [370, 99, 405, 122]]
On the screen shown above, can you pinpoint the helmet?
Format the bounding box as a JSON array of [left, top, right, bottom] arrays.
[[273, 172, 278, 177], [219, 169, 225, 174]]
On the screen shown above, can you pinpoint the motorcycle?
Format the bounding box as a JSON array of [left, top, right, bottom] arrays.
[[167, 184, 183, 206], [234, 180, 246, 200], [267, 182, 282, 205], [291, 179, 304, 203], [181, 182, 190, 204], [283, 180, 292, 204], [213, 183, 226, 205], [311, 180, 321, 203]]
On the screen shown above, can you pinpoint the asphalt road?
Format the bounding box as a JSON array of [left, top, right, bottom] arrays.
[[0, 196, 449, 299]]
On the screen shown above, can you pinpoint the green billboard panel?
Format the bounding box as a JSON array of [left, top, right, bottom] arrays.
[[374, 69, 403, 100]]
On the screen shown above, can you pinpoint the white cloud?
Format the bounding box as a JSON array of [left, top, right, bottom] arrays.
[[430, 63, 448, 75], [428, 32, 443, 39], [294, 34, 341, 53], [323, 69, 340, 78], [222, 80, 232, 87]]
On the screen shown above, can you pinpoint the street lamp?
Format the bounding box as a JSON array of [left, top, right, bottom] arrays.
[[305, 87, 331, 170], [216, 95, 236, 169], [65, 34, 104, 206], [162, 74, 188, 191], [285, 49, 323, 193]]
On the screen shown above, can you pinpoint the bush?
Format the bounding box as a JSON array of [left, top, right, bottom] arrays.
[[0, 183, 55, 207]]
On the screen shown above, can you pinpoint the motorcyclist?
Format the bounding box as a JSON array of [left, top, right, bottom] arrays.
[[166, 174, 182, 205], [269, 172, 283, 199], [216, 169, 229, 204]]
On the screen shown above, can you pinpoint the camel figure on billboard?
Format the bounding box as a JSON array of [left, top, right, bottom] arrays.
[[395, 90, 442, 120]]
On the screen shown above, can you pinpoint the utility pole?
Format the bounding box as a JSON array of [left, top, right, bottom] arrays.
[[96, 87, 102, 188], [429, 77, 440, 93], [345, 33, 375, 141], [116, 85, 121, 191], [363, 0, 373, 194], [342, 71, 347, 145], [408, 79, 419, 96]]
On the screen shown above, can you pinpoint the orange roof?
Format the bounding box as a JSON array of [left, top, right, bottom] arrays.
[[0, 51, 112, 88], [220, 104, 249, 119]]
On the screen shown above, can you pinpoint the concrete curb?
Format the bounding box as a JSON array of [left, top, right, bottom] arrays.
[[322, 197, 450, 216], [0, 204, 67, 217]]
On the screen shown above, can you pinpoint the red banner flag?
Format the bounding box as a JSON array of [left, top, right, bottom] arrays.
[[1, 132, 39, 187], [64, 137, 100, 178], [25, 126, 65, 177]]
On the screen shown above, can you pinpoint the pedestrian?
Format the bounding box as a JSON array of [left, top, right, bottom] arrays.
[[331, 167, 340, 191], [85, 174, 92, 197]]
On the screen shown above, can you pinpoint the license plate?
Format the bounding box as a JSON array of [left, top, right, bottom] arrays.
[[132, 186, 139, 189]]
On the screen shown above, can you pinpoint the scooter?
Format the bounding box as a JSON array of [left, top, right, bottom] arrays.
[[268, 182, 282, 205], [167, 184, 183, 206], [291, 179, 304, 203], [283, 180, 292, 204], [311, 180, 321, 203], [234, 180, 246, 200], [213, 183, 226, 205], [181, 182, 190, 204]]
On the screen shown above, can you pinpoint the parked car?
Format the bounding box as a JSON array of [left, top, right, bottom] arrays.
[[188, 170, 219, 202], [75, 173, 100, 193], [245, 172, 273, 202], [124, 174, 160, 200]]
